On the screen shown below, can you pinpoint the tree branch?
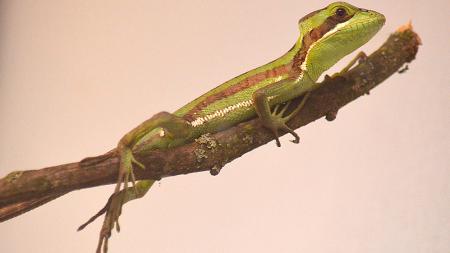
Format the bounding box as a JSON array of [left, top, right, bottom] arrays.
[[0, 24, 421, 222]]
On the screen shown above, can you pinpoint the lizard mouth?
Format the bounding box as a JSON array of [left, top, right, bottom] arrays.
[[335, 12, 385, 42], [320, 10, 385, 44]]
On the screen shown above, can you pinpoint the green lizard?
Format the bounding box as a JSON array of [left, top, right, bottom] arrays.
[[79, 2, 385, 252]]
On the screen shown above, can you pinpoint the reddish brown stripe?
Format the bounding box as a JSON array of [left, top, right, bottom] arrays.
[[184, 12, 354, 121], [183, 63, 293, 121], [292, 13, 354, 72]]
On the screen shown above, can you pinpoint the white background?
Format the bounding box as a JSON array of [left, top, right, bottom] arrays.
[[1, 1, 449, 252]]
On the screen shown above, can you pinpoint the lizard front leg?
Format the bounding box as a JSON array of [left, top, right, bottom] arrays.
[[252, 77, 312, 147], [329, 51, 367, 79]]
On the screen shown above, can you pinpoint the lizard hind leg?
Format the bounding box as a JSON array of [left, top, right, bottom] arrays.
[[80, 111, 190, 253], [115, 111, 190, 194], [78, 180, 155, 253]]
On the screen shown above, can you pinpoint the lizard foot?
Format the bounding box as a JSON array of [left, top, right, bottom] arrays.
[[78, 191, 125, 253], [266, 101, 300, 147], [331, 51, 368, 78], [115, 147, 145, 194], [78, 180, 155, 253], [95, 192, 124, 253]]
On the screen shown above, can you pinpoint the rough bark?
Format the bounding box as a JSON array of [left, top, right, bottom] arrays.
[[0, 24, 421, 222]]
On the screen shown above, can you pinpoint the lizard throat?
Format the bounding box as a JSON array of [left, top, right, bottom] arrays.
[[293, 14, 354, 73]]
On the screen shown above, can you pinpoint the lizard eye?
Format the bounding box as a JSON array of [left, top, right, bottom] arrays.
[[335, 8, 347, 17]]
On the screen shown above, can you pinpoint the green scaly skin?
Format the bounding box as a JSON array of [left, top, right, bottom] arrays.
[[80, 2, 385, 252]]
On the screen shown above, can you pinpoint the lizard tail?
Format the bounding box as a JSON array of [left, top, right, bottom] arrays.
[[80, 149, 117, 167], [77, 193, 114, 231]]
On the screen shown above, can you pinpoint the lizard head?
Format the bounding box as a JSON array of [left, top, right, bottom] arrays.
[[297, 2, 385, 79]]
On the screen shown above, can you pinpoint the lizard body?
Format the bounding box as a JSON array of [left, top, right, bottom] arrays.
[[80, 2, 385, 252]]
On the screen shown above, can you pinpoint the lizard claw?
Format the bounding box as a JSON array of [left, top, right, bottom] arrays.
[[283, 125, 300, 144], [273, 129, 281, 147], [265, 101, 300, 147], [268, 123, 299, 147], [95, 192, 124, 253], [78, 191, 125, 253]]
